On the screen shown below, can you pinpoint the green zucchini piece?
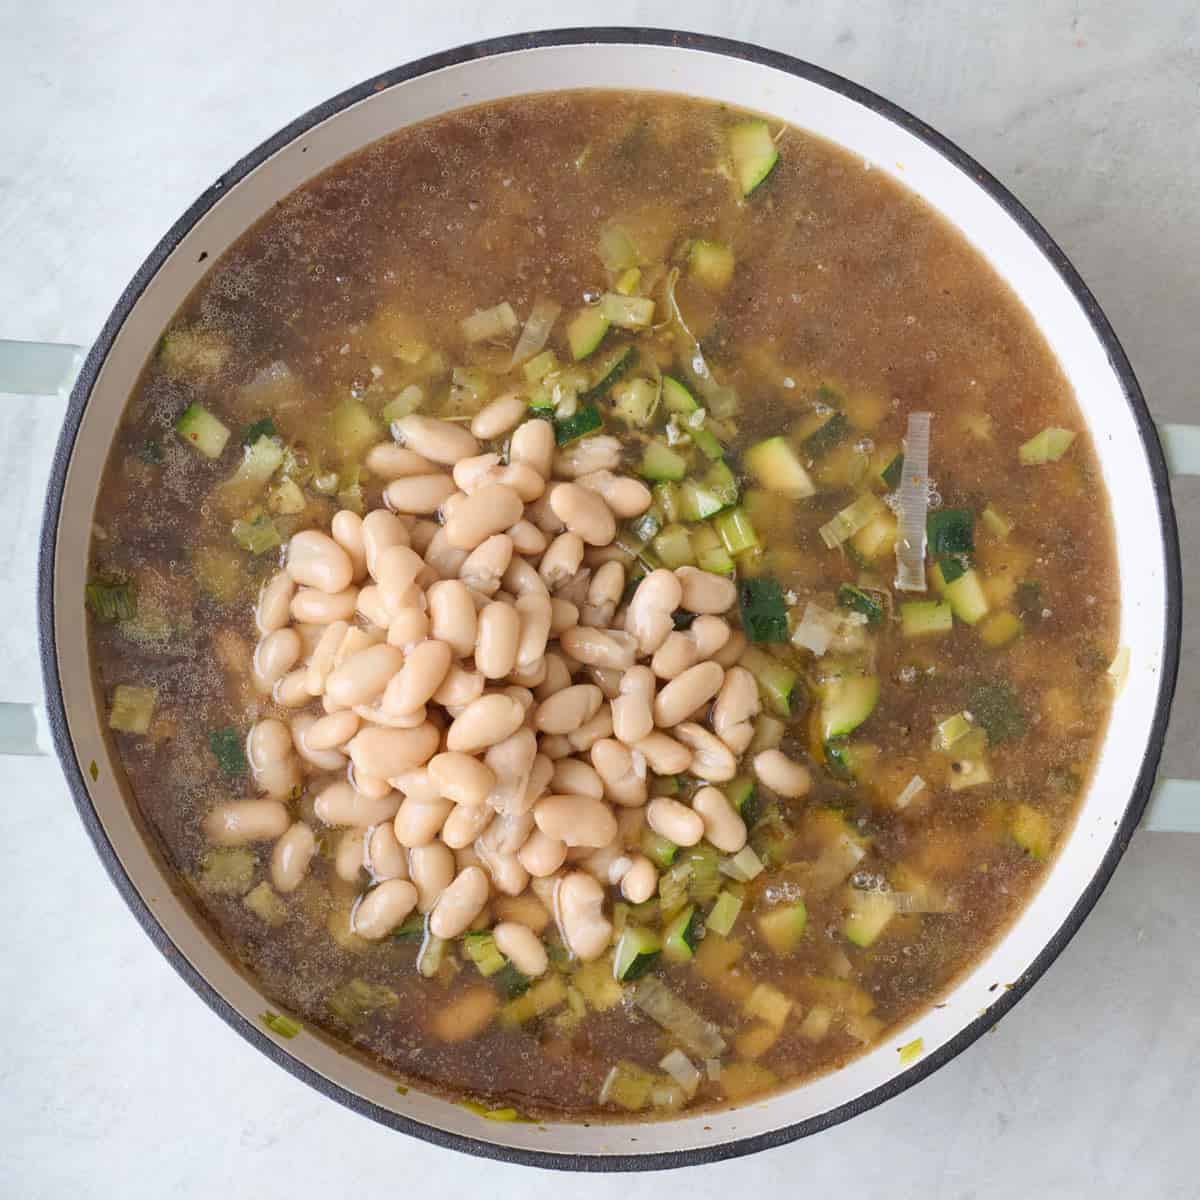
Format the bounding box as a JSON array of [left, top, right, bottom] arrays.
[[842, 890, 896, 947], [744, 436, 815, 499], [757, 901, 808, 955], [706, 891, 744, 937], [741, 647, 799, 717], [641, 829, 679, 869], [690, 426, 725, 460], [652, 523, 696, 568], [662, 905, 703, 962], [703, 459, 739, 507], [689, 240, 735, 290], [661, 375, 698, 414], [819, 675, 880, 740], [584, 344, 637, 400], [801, 410, 848, 458], [837, 584, 884, 627], [566, 307, 610, 360], [613, 377, 660, 426], [926, 508, 975, 556], [679, 479, 725, 523], [880, 452, 904, 490], [614, 926, 662, 981], [737, 577, 789, 643], [943, 567, 989, 625], [554, 403, 603, 446], [691, 524, 735, 576], [899, 600, 953, 638], [639, 442, 689, 482], [600, 292, 655, 329], [176, 402, 231, 459], [1010, 803, 1052, 860], [726, 776, 757, 817], [728, 119, 780, 196], [1019, 427, 1076, 465]]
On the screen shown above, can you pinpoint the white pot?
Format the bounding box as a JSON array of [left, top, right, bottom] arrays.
[[2, 29, 1194, 1170]]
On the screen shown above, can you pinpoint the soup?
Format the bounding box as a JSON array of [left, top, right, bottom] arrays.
[[87, 91, 1118, 1121]]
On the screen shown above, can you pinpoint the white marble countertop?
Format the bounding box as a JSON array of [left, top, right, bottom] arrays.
[[1, 2, 1197, 1196]]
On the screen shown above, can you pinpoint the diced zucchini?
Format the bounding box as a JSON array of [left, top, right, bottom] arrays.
[[981, 503, 1013, 538], [820, 494, 885, 550], [726, 776, 757, 818], [738, 576, 789, 643], [757, 901, 808, 955], [615, 267, 641, 295], [691, 524, 735, 575], [837, 584, 885, 627], [842, 889, 896, 947], [462, 931, 507, 977], [244, 881, 287, 926], [819, 675, 880, 740], [652, 523, 696, 569], [662, 375, 698, 414], [640, 441, 689, 482], [707, 891, 744, 937], [1019, 427, 1076, 465], [654, 481, 682, 524], [523, 349, 559, 383], [713, 506, 759, 556], [614, 926, 662, 981], [740, 647, 800, 717], [880, 452, 904, 490], [230, 434, 285, 488], [900, 600, 953, 638], [663, 905, 703, 963], [850, 511, 898, 561], [679, 479, 726, 522], [745, 436, 815, 499], [176, 402, 231, 459], [979, 610, 1024, 647], [801, 410, 848, 458], [597, 222, 639, 271], [943, 567, 990, 625], [744, 982, 793, 1028], [600, 293, 655, 329], [949, 757, 993, 791], [613, 377, 659, 425], [198, 847, 256, 896], [554, 403, 603, 446], [927, 508, 975, 556], [728, 119, 780, 196], [567, 307, 611, 360], [720, 845, 765, 883], [642, 829, 679, 870], [1010, 802, 1053, 860], [232, 510, 282, 555], [108, 684, 157, 734], [689, 240, 735, 290], [690, 425, 725, 460]]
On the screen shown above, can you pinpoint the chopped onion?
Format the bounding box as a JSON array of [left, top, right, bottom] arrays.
[[633, 977, 727, 1058], [659, 1049, 701, 1098], [719, 845, 765, 882], [894, 773, 927, 810], [894, 411, 932, 590], [819, 493, 885, 549], [461, 301, 518, 344], [509, 298, 562, 367], [791, 601, 840, 655]]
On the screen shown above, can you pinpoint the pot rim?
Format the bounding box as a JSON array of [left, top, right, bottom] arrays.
[[38, 26, 1182, 1172]]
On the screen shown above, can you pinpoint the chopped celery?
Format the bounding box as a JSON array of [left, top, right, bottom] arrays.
[[703, 459, 739, 506], [689, 240, 735, 290], [652, 524, 696, 569], [86, 578, 136, 623], [108, 684, 157, 734], [462, 931, 507, 977], [713, 506, 759, 555], [737, 577, 789, 643], [706, 891, 744, 937], [1019, 427, 1076, 465], [632, 976, 727, 1058], [719, 845, 765, 883], [267, 478, 306, 516], [640, 442, 689, 482], [900, 600, 953, 637], [600, 292, 655, 329], [642, 829, 679, 869], [654, 481, 682, 523], [850, 510, 898, 561], [691, 425, 725, 460], [728, 119, 780, 197], [260, 1011, 302, 1039], [566, 307, 611, 360], [745, 436, 815, 499], [232, 510, 282, 555], [599, 1061, 656, 1111], [679, 479, 725, 522], [616, 267, 641, 295], [461, 301, 518, 343], [740, 646, 799, 717], [554, 403, 603, 446], [175, 402, 231, 459]]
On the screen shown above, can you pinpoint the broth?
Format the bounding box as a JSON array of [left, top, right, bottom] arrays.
[[87, 91, 1117, 1120]]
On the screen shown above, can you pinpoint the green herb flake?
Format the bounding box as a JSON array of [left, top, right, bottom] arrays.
[[261, 1011, 302, 1039], [240, 417, 278, 446], [137, 438, 165, 465], [459, 1100, 529, 1122], [88, 759, 100, 782], [967, 680, 1027, 745], [898, 1037, 924, 1065], [737, 576, 789, 643], [208, 727, 248, 777], [395, 1085, 409, 1096]]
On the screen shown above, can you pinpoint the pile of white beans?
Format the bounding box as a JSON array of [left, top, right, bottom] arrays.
[[203, 406, 812, 978]]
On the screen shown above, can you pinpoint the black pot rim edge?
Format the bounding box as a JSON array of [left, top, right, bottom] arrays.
[[38, 26, 1183, 1173]]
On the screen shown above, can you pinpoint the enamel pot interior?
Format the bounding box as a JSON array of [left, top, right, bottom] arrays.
[[42, 30, 1179, 1170]]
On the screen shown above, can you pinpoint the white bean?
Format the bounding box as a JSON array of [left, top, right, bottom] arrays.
[[430, 866, 490, 938], [365, 443, 438, 480], [315, 780, 401, 828], [692, 786, 747, 853], [393, 796, 455, 847], [331, 509, 368, 582], [589, 738, 648, 807], [286, 530, 354, 594], [471, 393, 527, 440], [612, 665, 656, 744], [204, 800, 290, 846], [475, 601, 520, 680], [493, 921, 549, 977], [325, 643, 404, 708], [653, 662, 724, 728], [625, 569, 682, 655], [559, 625, 637, 671], [367, 822, 410, 880], [427, 579, 478, 657], [534, 794, 618, 848], [429, 751, 496, 807], [409, 842, 456, 912], [674, 722, 739, 783], [646, 797, 704, 847], [394, 414, 479, 465], [384, 473, 457, 514], [383, 639, 453, 714], [253, 628, 301, 693], [446, 694, 526, 753], [348, 723, 439, 778], [534, 684, 603, 735], [444, 483, 525, 551], [302, 709, 360, 751], [509, 418, 556, 479], [754, 749, 813, 798], [551, 757, 604, 801], [675, 565, 737, 614], [271, 822, 316, 893], [508, 519, 547, 556], [620, 855, 658, 904], [354, 879, 419, 940], [459, 534, 513, 595], [548, 482, 616, 546], [256, 572, 295, 634], [555, 872, 612, 961]]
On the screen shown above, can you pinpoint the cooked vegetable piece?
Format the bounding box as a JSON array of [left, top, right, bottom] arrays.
[[663, 905, 703, 962], [837, 584, 884, 627], [880, 452, 904, 490], [738, 577, 789, 643], [900, 600, 953, 637], [176, 403, 231, 459], [463, 932, 507, 977], [745, 437, 815, 499], [614, 926, 662, 980], [741, 647, 799, 717], [1019, 427, 1076, 465], [926, 508, 975, 556], [819, 675, 880, 740], [802, 410, 848, 457], [554, 403, 604, 446], [706, 891, 744, 937], [968, 680, 1026, 743], [842, 889, 896, 947], [757, 902, 808, 954], [86, 579, 136, 623], [728, 119, 780, 196], [689, 240, 736, 290], [109, 685, 157, 734], [566, 307, 610, 360], [639, 441, 689, 482], [208, 727, 247, 777]]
